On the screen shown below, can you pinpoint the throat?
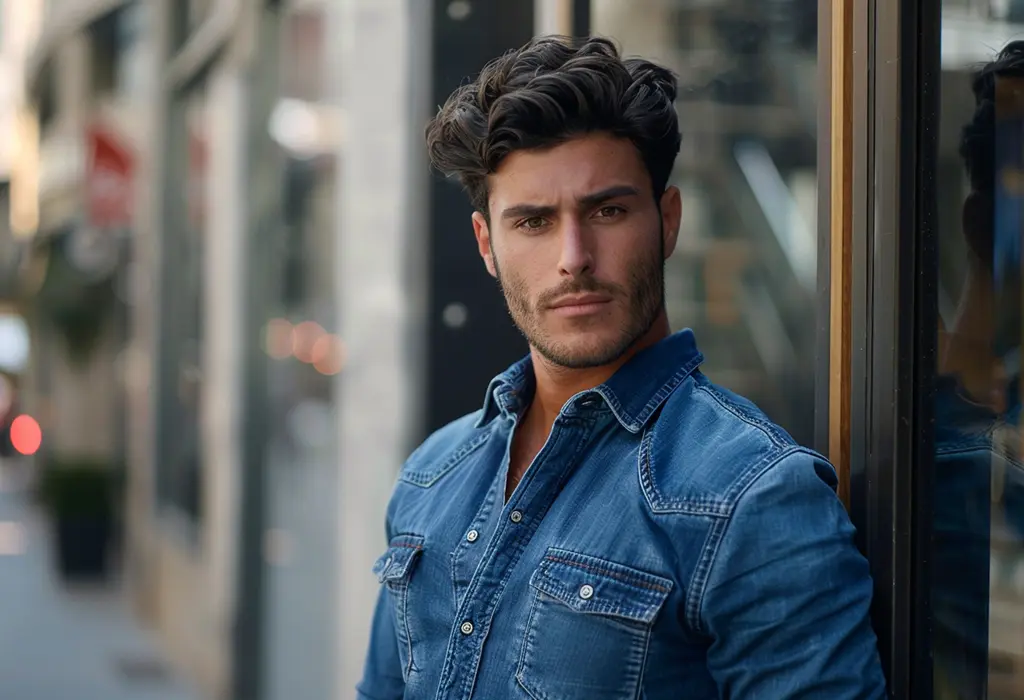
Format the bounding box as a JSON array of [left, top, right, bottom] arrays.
[[505, 407, 551, 503]]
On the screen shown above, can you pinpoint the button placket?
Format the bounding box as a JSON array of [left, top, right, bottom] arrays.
[[437, 420, 594, 700]]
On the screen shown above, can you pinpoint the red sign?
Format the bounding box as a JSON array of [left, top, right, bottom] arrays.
[[188, 131, 207, 227], [86, 125, 134, 229]]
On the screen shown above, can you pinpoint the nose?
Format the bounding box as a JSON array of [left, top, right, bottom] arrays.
[[557, 218, 593, 278]]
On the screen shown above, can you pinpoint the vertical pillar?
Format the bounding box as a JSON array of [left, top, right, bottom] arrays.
[[332, 1, 431, 698], [424, 0, 534, 437], [233, 3, 282, 698]]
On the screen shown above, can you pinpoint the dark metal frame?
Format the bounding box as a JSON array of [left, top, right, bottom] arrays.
[[155, 44, 208, 527], [233, 4, 286, 699], [847, 0, 938, 693], [572, 0, 590, 38], [424, 1, 535, 438]]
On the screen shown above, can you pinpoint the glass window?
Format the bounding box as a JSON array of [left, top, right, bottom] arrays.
[[592, 0, 820, 445], [157, 82, 207, 523], [929, 5, 1024, 697], [254, 5, 340, 699]]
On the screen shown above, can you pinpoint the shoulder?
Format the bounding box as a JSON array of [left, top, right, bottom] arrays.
[[640, 371, 836, 516], [397, 410, 494, 488]]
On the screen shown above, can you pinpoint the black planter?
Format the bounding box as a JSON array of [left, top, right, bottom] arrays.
[[54, 514, 112, 580]]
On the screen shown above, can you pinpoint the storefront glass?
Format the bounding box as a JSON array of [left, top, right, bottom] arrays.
[[157, 81, 206, 523], [592, 0, 821, 446], [929, 3, 1024, 696], [253, 4, 340, 699]]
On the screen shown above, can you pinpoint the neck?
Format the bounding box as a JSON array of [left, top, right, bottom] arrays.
[[527, 311, 671, 432]]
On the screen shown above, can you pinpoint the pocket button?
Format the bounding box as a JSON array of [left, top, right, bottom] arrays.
[[579, 584, 594, 600]]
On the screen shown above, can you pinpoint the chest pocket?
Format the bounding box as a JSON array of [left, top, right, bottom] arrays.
[[516, 548, 673, 700], [372, 534, 425, 681]]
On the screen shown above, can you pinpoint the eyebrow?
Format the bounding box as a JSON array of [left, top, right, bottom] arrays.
[[499, 184, 641, 221]]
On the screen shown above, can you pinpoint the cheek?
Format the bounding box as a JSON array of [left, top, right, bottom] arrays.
[[599, 233, 658, 279], [501, 245, 554, 291]]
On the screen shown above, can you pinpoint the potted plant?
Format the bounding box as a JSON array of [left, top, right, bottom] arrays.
[[37, 457, 121, 581]]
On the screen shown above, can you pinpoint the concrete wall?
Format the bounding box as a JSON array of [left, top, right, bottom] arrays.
[[125, 2, 249, 698], [332, 1, 430, 697]]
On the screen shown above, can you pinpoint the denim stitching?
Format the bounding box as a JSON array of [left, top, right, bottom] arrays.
[[401, 429, 491, 488], [445, 424, 593, 700], [457, 428, 591, 700], [400, 579, 416, 677], [531, 583, 662, 625], [686, 448, 805, 633], [520, 576, 659, 698], [639, 385, 812, 515], [694, 376, 791, 447], [542, 556, 672, 594], [685, 514, 729, 632], [514, 592, 546, 700], [639, 425, 734, 517], [599, 353, 703, 434]]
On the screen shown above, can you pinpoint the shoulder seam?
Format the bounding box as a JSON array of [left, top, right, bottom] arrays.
[[638, 384, 796, 515], [399, 426, 492, 488], [694, 380, 792, 448], [684, 447, 820, 632]]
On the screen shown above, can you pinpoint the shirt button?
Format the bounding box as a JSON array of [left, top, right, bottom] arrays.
[[510, 510, 523, 524], [460, 621, 474, 635], [466, 529, 479, 543], [579, 584, 594, 600]]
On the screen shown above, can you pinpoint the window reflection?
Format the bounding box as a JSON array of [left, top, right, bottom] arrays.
[[158, 82, 206, 522], [933, 12, 1024, 697], [258, 6, 339, 699], [592, 0, 819, 444]]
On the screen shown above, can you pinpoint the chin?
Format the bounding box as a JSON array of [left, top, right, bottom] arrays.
[[533, 330, 636, 370]]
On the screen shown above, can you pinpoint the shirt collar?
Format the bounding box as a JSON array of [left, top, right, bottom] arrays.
[[476, 329, 704, 433]]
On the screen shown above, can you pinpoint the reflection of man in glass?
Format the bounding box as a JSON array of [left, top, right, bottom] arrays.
[[935, 40, 1024, 699]]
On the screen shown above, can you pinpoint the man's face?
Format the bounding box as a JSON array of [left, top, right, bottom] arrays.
[[472, 133, 681, 369]]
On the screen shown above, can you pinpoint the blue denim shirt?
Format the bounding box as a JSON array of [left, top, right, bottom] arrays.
[[358, 330, 885, 700], [931, 375, 1024, 696]]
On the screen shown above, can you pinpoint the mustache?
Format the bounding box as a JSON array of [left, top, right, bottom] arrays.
[[537, 277, 623, 309]]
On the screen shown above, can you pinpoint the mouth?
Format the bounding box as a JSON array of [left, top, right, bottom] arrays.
[[548, 294, 613, 317]]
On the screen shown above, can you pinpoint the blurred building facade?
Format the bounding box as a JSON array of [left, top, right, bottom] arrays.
[[10, 0, 824, 698], [13, 0, 1024, 699], [0, 0, 41, 388]]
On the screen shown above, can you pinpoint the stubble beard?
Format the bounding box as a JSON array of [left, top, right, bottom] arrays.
[[492, 243, 666, 370]]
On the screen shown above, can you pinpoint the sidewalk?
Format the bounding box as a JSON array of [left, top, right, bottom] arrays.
[[0, 460, 200, 700]]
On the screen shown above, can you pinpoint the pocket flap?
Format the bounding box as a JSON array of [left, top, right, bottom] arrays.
[[372, 535, 425, 584], [529, 548, 673, 625]]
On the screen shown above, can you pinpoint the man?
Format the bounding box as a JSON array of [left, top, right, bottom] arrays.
[[358, 36, 885, 699], [932, 40, 1024, 698]]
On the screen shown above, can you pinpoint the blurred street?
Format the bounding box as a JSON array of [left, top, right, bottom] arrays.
[[0, 460, 196, 700]]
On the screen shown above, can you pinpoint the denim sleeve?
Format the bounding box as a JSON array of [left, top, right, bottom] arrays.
[[356, 586, 405, 700], [701, 451, 887, 698]]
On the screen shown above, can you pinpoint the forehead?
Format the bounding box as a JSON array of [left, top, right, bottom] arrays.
[[488, 134, 650, 208]]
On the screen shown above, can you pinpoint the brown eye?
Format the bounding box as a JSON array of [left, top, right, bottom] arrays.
[[519, 217, 547, 231], [596, 205, 625, 219]]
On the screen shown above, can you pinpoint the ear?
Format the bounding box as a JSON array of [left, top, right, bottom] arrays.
[[472, 211, 497, 278], [659, 185, 682, 258]]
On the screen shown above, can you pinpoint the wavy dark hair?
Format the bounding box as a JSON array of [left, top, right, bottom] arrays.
[[959, 40, 1024, 266], [960, 40, 1024, 195], [425, 35, 682, 217]]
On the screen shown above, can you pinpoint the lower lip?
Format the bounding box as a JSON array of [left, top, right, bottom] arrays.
[[551, 301, 611, 317]]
